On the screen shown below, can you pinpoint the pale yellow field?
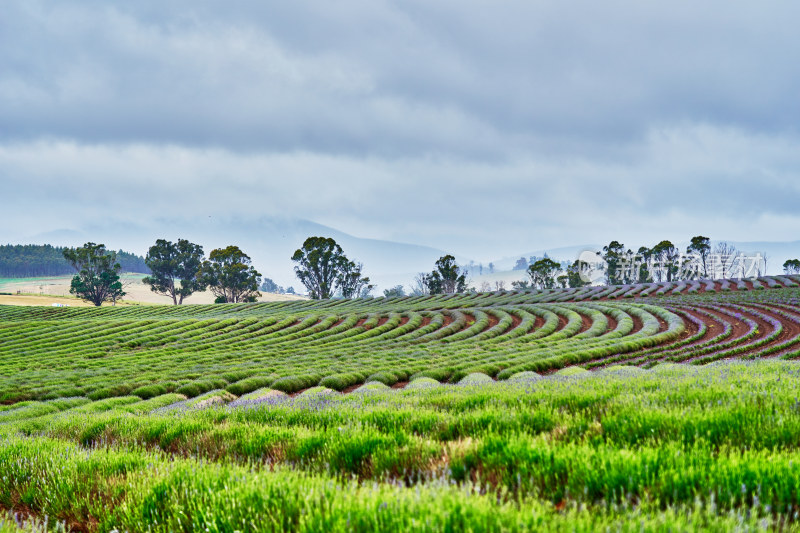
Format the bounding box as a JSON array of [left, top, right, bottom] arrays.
[[0, 274, 306, 306], [0, 294, 112, 307]]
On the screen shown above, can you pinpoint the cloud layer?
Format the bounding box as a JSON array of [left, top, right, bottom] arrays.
[[2, 1, 799, 259]]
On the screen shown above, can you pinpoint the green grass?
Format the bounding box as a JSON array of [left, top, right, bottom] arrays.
[[2, 281, 800, 529], [0, 361, 798, 530]]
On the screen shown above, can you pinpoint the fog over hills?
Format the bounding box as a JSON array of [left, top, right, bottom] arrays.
[[19, 216, 448, 292], [11, 214, 800, 293]]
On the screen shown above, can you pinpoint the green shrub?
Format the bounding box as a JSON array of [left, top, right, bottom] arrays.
[[354, 382, 391, 393], [225, 375, 278, 396], [555, 366, 588, 376], [602, 365, 645, 374], [298, 386, 336, 397], [365, 371, 401, 386], [410, 368, 452, 382], [457, 373, 493, 385], [87, 384, 133, 401], [406, 377, 442, 389], [507, 371, 542, 382], [222, 370, 251, 383], [41, 387, 84, 400], [131, 384, 168, 400], [270, 374, 323, 394], [0, 390, 32, 403], [319, 372, 366, 392]]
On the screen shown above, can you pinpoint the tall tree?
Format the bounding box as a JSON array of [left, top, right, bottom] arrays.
[[635, 246, 653, 283], [142, 239, 206, 305], [292, 237, 371, 299], [62, 243, 125, 306], [383, 285, 406, 298], [511, 280, 531, 290], [652, 240, 680, 282], [686, 236, 711, 278], [566, 260, 591, 288], [337, 260, 374, 298], [783, 259, 800, 275], [713, 242, 739, 279], [600, 241, 626, 285], [198, 246, 261, 303], [410, 273, 432, 296], [291, 237, 345, 299], [527, 257, 561, 289], [426, 255, 468, 294], [261, 278, 284, 294]]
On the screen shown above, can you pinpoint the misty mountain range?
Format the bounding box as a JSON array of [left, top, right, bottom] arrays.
[[13, 217, 800, 292]]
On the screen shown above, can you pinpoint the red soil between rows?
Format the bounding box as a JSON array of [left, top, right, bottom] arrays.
[[629, 314, 644, 335]]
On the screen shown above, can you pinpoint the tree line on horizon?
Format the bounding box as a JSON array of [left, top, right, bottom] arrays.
[[10, 236, 800, 306], [58, 237, 376, 306], [0, 244, 148, 278]]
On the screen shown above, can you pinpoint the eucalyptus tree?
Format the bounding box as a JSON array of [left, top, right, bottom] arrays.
[[687, 236, 712, 278], [142, 238, 206, 304], [198, 246, 261, 303], [62, 243, 125, 306], [527, 257, 561, 289], [425, 255, 468, 294], [292, 237, 371, 299]]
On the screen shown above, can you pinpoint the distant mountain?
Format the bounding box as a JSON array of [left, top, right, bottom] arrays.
[[22, 216, 448, 292], [19, 217, 800, 293]]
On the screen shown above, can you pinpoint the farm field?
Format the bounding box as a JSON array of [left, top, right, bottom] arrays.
[[2, 274, 800, 530], [0, 274, 306, 306]]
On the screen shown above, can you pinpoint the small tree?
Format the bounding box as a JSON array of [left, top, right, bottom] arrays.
[[142, 238, 206, 305], [338, 260, 374, 298], [635, 247, 654, 283], [566, 260, 591, 288], [784, 259, 800, 275], [198, 246, 261, 303], [426, 255, 468, 294], [260, 278, 284, 294], [292, 237, 345, 299], [652, 240, 680, 282], [409, 273, 431, 296], [511, 280, 530, 290], [600, 241, 626, 285], [686, 236, 711, 278], [713, 242, 739, 279], [512, 257, 528, 271], [527, 257, 561, 289], [62, 243, 125, 306], [291, 237, 370, 299], [383, 285, 406, 298]]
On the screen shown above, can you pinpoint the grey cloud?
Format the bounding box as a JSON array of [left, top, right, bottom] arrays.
[[3, 1, 800, 159], [3, 1, 800, 264], [2, 122, 800, 260]]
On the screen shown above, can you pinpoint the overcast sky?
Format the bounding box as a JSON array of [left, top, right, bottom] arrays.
[[3, 1, 800, 261]]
